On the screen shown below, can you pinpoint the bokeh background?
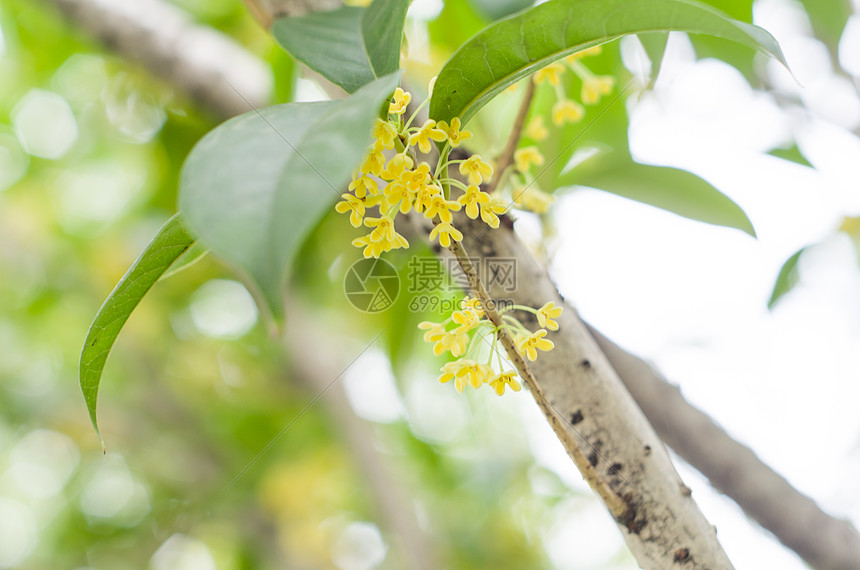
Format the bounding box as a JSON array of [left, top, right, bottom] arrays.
[[1, 0, 859, 568]]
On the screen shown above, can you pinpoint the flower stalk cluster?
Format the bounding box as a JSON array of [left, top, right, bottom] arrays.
[[333, 67, 596, 396], [335, 87, 503, 259], [419, 298, 563, 396], [507, 45, 616, 215]]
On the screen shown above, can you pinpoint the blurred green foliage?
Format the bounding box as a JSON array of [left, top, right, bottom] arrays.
[[0, 1, 571, 567]]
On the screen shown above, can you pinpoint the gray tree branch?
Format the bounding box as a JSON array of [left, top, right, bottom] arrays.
[[43, 0, 273, 117], [588, 324, 860, 570]]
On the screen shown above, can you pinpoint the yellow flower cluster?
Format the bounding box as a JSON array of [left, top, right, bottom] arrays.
[[502, 45, 614, 216], [419, 298, 563, 396], [335, 87, 508, 258]]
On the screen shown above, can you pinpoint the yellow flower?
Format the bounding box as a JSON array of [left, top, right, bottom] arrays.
[[459, 155, 494, 186], [361, 149, 386, 176], [401, 162, 431, 193], [372, 118, 398, 149], [429, 220, 463, 247], [514, 146, 545, 173], [409, 119, 448, 153], [536, 301, 563, 331], [438, 360, 469, 393], [533, 62, 566, 86], [581, 75, 615, 105], [516, 329, 554, 362], [335, 193, 367, 227], [489, 371, 521, 396], [525, 116, 548, 141], [353, 216, 409, 258], [349, 173, 377, 198], [552, 99, 584, 126], [414, 182, 441, 214], [380, 153, 413, 181], [389, 87, 411, 115], [384, 180, 414, 214], [512, 186, 554, 214], [433, 330, 468, 357], [436, 117, 473, 148], [418, 321, 446, 343], [564, 45, 602, 64], [457, 360, 493, 389], [424, 194, 462, 223], [457, 184, 490, 219], [351, 234, 386, 258], [365, 215, 396, 242], [462, 296, 485, 317], [452, 308, 481, 333], [479, 196, 509, 229]]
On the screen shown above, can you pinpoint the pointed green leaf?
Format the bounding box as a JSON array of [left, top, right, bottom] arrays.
[[767, 143, 813, 168], [638, 32, 669, 87], [80, 214, 194, 446], [362, 0, 411, 78], [798, 0, 850, 50], [179, 73, 401, 318], [429, 0, 787, 125], [160, 242, 210, 281], [768, 247, 806, 309], [561, 152, 756, 236], [273, 0, 409, 94]]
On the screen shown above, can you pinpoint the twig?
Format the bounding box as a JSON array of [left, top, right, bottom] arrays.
[[485, 79, 536, 196]]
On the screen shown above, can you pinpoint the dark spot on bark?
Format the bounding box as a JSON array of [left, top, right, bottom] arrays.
[[580, 359, 591, 369], [680, 483, 692, 497], [587, 451, 598, 467], [617, 492, 646, 535], [609, 462, 623, 475], [570, 410, 583, 425], [674, 548, 690, 563], [643, 445, 651, 456]]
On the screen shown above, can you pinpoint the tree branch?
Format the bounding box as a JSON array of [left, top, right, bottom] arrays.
[[42, 0, 273, 118], [485, 78, 535, 196], [438, 212, 734, 569], [588, 324, 860, 570]]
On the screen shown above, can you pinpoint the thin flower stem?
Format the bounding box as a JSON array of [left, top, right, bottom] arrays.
[[485, 78, 536, 196], [403, 96, 431, 131]]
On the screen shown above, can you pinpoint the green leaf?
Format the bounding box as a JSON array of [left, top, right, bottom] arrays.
[[767, 143, 813, 168], [272, 0, 409, 94], [768, 247, 806, 309], [560, 152, 756, 236], [179, 73, 401, 318], [798, 0, 850, 50], [160, 242, 210, 281], [468, 0, 534, 20], [638, 32, 669, 87], [80, 214, 194, 446], [429, 0, 787, 125]]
